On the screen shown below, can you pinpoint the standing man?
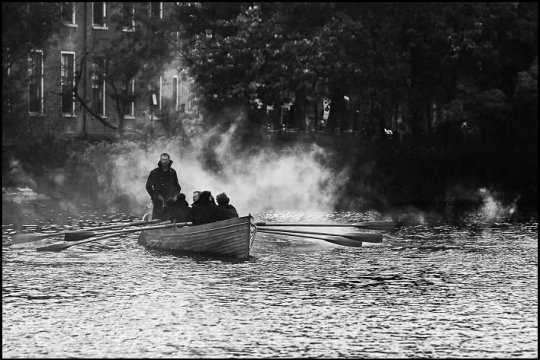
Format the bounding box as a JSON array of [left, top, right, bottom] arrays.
[[146, 153, 181, 220]]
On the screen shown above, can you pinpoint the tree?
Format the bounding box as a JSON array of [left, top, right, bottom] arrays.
[[172, 2, 537, 140]]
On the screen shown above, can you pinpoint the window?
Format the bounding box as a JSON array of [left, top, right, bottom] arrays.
[[61, 52, 76, 115], [150, 2, 162, 18], [61, 2, 76, 25], [123, 78, 135, 118], [6, 49, 12, 113], [90, 61, 106, 116], [158, 76, 162, 109], [149, 76, 162, 111], [28, 50, 44, 114], [92, 2, 107, 28], [122, 3, 135, 31], [172, 76, 178, 111]]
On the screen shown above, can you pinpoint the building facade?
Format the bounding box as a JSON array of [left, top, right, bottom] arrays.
[[22, 2, 193, 138]]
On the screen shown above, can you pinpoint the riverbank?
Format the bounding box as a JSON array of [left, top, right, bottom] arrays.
[[2, 130, 537, 220]]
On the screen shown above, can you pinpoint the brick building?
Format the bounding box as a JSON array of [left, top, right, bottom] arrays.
[[21, 2, 193, 138]]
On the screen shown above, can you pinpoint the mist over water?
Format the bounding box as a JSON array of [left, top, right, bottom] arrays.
[[122, 132, 343, 217], [5, 117, 345, 219], [2, 109, 533, 225]]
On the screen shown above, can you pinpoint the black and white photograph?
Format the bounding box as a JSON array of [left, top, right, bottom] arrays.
[[2, 2, 537, 358]]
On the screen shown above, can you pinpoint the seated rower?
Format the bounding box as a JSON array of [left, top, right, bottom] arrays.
[[190, 190, 218, 225], [163, 193, 191, 223], [215, 192, 239, 221]]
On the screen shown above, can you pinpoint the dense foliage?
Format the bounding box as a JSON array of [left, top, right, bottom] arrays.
[[172, 2, 537, 211], [174, 2, 536, 132]]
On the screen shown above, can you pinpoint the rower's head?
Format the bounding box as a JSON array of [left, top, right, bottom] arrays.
[[216, 192, 230, 206], [200, 191, 215, 204], [192, 191, 201, 203], [159, 153, 171, 168]]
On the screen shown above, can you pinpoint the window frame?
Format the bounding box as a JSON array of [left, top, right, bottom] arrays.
[[172, 75, 179, 111], [90, 61, 106, 117], [28, 50, 44, 116], [60, 51, 76, 116], [159, 76, 162, 110], [61, 2, 77, 27], [121, 3, 135, 32], [123, 77, 135, 119], [149, 2, 163, 19], [92, 2, 107, 29]]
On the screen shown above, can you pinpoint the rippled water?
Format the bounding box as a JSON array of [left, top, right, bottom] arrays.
[[2, 209, 538, 358]]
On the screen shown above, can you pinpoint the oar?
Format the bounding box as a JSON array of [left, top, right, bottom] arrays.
[[36, 222, 189, 252], [61, 221, 190, 242], [63, 219, 161, 241], [37, 233, 123, 252], [257, 226, 383, 243], [254, 220, 397, 231], [64, 220, 171, 241], [12, 219, 160, 244], [258, 229, 363, 247]]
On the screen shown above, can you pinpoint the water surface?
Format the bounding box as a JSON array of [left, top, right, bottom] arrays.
[[2, 210, 538, 358]]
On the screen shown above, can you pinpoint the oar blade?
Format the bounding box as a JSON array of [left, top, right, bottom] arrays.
[[257, 227, 384, 244], [352, 220, 397, 231], [12, 233, 51, 244], [64, 231, 97, 241], [344, 232, 383, 243], [36, 242, 71, 252], [324, 236, 364, 248], [255, 220, 398, 231], [259, 230, 364, 248]]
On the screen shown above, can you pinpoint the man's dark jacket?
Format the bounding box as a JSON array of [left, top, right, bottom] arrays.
[[146, 160, 181, 202], [190, 191, 218, 225], [216, 204, 239, 221]]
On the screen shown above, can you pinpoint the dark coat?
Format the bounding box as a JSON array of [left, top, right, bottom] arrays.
[[190, 191, 217, 225], [216, 204, 239, 221], [163, 196, 191, 223], [146, 160, 181, 202]]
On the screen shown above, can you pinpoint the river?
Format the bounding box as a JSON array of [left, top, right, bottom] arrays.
[[2, 201, 538, 358]]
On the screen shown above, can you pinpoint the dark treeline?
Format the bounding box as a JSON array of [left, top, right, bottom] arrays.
[[171, 2, 539, 214], [2, 2, 538, 217], [176, 3, 537, 134]]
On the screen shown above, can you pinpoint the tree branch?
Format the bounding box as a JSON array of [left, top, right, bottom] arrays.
[[73, 60, 119, 130]]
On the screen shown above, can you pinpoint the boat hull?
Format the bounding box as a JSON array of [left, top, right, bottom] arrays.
[[138, 215, 256, 259]]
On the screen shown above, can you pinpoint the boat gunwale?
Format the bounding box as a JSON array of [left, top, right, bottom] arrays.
[[138, 215, 255, 259], [145, 218, 252, 237]]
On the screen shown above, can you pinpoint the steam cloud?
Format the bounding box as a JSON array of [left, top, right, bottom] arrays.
[[478, 187, 519, 222], [3, 109, 524, 223], [105, 116, 346, 216]]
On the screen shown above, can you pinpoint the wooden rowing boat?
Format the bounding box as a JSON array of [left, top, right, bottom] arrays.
[[137, 215, 257, 259]]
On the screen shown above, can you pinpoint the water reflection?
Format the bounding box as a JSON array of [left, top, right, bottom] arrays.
[[2, 209, 538, 358]]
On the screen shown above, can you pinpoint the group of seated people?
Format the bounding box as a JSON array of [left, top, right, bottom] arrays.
[[160, 191, 239, 225]]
